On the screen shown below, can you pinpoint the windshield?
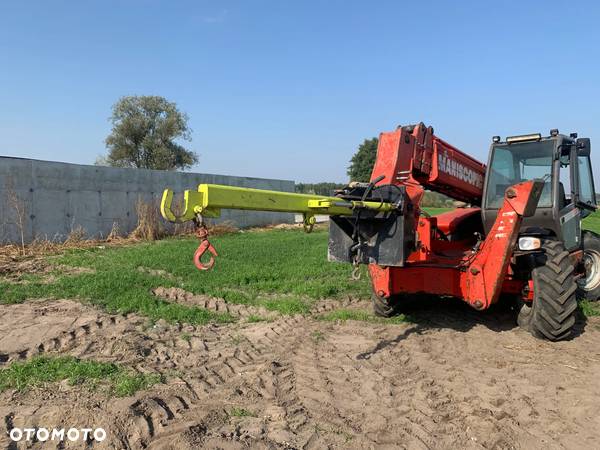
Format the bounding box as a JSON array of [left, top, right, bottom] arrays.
[[486, 141, 554, 208]]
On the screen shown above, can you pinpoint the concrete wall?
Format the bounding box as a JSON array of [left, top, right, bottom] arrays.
[[0, 156, 295, 243]]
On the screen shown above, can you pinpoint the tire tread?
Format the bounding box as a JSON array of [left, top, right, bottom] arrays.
[[518, 239, 578, 341]]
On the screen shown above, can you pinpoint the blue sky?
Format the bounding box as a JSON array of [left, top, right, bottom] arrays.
[[0, 0, 599, 183]]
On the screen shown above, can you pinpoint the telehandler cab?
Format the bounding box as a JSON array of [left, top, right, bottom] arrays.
[[160, 123, 599, 341], [481, 130, 599, 339]]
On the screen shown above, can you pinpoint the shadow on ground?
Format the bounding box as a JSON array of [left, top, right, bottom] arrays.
[[356, 295, 588, 360]]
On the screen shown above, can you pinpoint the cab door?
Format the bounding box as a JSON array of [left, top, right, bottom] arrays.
[[562, 139, 597, 250], [574, 144, 597, 212], [558, 148, 580, 250]]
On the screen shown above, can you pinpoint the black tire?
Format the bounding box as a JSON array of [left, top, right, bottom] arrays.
[[517, 239, 578, 341], [372, 292, 398, 317], [577, 230, 600, 301]]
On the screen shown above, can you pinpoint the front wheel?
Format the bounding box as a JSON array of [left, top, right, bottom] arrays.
[[517, 239, 578, 341], [577, 231, 600, 301]]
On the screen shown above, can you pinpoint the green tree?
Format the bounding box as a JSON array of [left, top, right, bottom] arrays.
[[103, 96, 198, 170], [422, 191, 453, 207], [347, 137, 378, 182]]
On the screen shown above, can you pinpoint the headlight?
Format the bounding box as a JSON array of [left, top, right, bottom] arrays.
[[518, 237, 541, 251]]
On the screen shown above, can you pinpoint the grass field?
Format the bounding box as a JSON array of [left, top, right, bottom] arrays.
[[422, 207, 453, 215], [2, 208, 600, 324], [317, 308, 411, 324], [583, 210, 600, 232], [0, 356, 162, 396], [0, 229, 372, 322], [1, 212, 599, 446]]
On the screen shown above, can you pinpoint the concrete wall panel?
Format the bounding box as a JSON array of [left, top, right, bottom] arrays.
[[32, 189, 68, 240], [0, 156, 294, 243]]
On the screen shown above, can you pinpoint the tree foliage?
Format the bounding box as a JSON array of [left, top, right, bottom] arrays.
[[422, 191, 454, 207], [347, 137, 378, 182], [103, 96, 198, 170]]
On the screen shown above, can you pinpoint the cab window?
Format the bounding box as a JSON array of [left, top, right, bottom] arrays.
[[486, 141, 554, 208], [578, 156, 596, 206]]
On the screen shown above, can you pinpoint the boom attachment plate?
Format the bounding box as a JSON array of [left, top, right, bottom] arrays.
[[328, 184, 412, 267]]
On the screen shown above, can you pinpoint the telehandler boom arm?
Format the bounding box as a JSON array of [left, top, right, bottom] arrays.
[[373, 123, 486, 205], [161, 183, 398, 226]]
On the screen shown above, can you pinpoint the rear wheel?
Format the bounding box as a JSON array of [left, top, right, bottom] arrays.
[[517, 239, 578, 341], [577, 231, 600, 301]]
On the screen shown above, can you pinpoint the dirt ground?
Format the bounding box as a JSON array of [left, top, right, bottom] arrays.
[[1, 291, 600, 449]]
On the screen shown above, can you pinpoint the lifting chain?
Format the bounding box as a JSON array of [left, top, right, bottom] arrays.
[[350, 238, 364, 281], [351, 251, 362, 280], [348, 176, 384, 281]]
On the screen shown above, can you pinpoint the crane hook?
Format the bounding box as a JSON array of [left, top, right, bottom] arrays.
[[193, 217, 218, 270], [194, 239, 218, 270]]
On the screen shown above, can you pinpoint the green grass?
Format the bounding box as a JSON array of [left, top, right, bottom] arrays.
[[583, 209, 600, 233], [579, 299, 600, 317], [229, 407, 256, 418], [318, 308, 411, 324], [260, 297, 313, 315], [0, 251, 235, 326], [0, 229, 371, 322], [246, 314, 272, 323], [422, 207, 453, 215], [310, 330, 326, 343], [579, 210, 600, 317], [0, 356, 162, 396], [4, 210, 599, 324]]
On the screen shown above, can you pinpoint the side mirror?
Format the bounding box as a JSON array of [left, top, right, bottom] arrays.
[[577, 137, 591, 156]]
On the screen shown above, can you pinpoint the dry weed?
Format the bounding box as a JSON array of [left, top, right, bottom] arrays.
[[65, 225, 87, 244], [4, 177, 28, 256], [106, 222, 123, 242], [208, 221, 239, 236], [130, 198, 165, 241]]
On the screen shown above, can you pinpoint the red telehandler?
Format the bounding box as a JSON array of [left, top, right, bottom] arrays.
[[161, 123, 600, 341]]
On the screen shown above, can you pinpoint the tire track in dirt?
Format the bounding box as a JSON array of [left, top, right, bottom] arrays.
[[7, 294, 599, 449], [3, 316, 123, 365], [110, 295, 362, 448], [266, 304, 537, 450], [152, 287, 359, 321], [281, 323, 462, 449], [0, 300, 123, 367], [153, 287, 281, 320], [124, 308, 331, 448], [105, 322, 297, 448], [123, 309, 600, 449], [0, 292, 362, 449]]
